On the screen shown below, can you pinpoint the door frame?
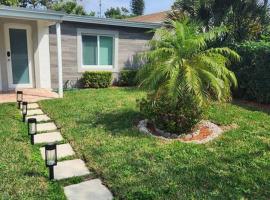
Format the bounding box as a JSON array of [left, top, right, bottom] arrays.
[[0, 62, 2, 91], [4, 23, 34, 89]]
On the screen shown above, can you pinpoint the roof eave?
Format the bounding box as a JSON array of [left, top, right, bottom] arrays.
[[0, 6, 64, 21], [63, 15, 162, 29]]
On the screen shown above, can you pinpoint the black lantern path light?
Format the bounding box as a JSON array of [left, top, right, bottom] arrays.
[[45, 143, 57, 180], [28, 118, 37, 145], [22, 102, 28, 122], [16, 91, 23, 109]]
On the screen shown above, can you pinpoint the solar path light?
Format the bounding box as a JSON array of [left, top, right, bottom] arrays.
[[22, 102, 28, 122], [16, 91, 23, 109], [45, 143, 57, 180], [28, 118, 37, 145]]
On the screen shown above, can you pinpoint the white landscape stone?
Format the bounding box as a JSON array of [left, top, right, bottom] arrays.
[[27, 109, 44, 116], [64, 179, 113, 200], [26, 115, 51, 123], [28, 103, 39, 109], [54, 159, 90, 180], [34, 132, 63, 144], [40, 143, 75, 160], [37, 122, 57, 132]]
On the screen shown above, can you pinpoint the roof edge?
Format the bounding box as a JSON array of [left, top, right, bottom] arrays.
[[0, 6, 162, 29], [0, 6, 65, 21], [63, 15, 162, 29]]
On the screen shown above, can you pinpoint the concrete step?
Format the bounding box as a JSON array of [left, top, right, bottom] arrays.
[[28, 103, 39, 109], [34, 132, 63, 144], [26, 115, 51, 123], [64, 179, 113, 200], [37, 122, 57, 132], [54, 159, 90, 180], [40, 143, 75, 160], [27, 109, 44, 116]]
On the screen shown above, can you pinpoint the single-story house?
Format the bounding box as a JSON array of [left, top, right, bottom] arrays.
[[0, 6, 161, 97]]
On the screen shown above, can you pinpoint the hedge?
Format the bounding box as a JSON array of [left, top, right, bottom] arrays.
[[82, 71, 112, 88], [232, 41, 270, 104], [118, 70, 138, 87]]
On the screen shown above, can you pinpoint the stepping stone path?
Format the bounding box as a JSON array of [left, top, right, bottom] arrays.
[[40, 143, 75, 160], [26, 115, 51, 122], [54, 159, 90, 180], [64, 179, 113, 200], [34, 132, 63, 144], [24, 103, 113, 199], [28, 103, 39, 109], [37, 122, 57, 132], [27, 109, 44, 116]]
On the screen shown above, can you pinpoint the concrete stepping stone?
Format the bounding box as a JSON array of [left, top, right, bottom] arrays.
[[40, 144, 75, 160], [27, 109, 44, 116], [64, 179, 113, 200], [34, 132, 63, 144], [54, 159, 90, 180], [26, 115, 51, 123], [37, 122, 57, 132], [28, 103, 39, 109]]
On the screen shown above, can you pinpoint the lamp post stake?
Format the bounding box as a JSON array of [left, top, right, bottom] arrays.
[[49, 166, 54, 180]]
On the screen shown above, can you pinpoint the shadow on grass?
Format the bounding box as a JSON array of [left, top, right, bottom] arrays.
[[24, 171, 44, 178], [77, 109, 145, 137], [232, 99, 270, 115]]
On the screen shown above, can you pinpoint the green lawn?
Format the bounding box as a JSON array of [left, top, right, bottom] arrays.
[[0, 104, 66, 199], [1, 88, 269, 199], [40, 88, 270, 199]]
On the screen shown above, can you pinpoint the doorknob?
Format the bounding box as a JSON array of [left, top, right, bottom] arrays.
[[7, 51, 10, 57]]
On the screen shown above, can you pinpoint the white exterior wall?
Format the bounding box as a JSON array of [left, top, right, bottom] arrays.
[[35, 20, 51, 89]]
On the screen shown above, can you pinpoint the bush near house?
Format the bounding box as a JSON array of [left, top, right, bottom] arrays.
[[118, 70, 138, 86], [232, 41, 270, 103], [82, 71, 112, 88], [139, 93, 203, 134]]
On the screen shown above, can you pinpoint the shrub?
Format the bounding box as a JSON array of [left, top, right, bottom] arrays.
[[118, 70, 138, 86], [82, 71, 112, 88], [232, 41, 270, 103], [139, 94, 203, 134]]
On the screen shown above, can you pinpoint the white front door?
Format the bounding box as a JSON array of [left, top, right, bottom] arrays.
[[4, 24, 33, 89]]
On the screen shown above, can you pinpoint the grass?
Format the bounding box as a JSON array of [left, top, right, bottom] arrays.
[[38, 88, 270, 200], [1, 88, 269, 199], [0, 103, 66, 200]]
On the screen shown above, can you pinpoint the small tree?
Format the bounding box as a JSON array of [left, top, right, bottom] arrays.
[[137, 20, 240, 133], [131, 0, 145, 16], [105, 7, 130, 19], [51, 1, 95, 16]]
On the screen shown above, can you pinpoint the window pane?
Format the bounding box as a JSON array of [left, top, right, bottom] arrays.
[[100, 36, 113, 65], [82, 35, 97, 65]]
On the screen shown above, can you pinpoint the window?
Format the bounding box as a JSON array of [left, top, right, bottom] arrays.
[[82, 35, 97, 65], [78, 29, 118, 72]]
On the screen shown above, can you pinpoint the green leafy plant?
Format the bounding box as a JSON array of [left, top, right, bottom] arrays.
[[137, 20, 239, 105], [137, 20, 239, 133], [82, 71, 112, 88], [169, 0, 270, 42], [139, 93, 203, 134], [118, 70, 138, 87], [232, 41, 270, 103]]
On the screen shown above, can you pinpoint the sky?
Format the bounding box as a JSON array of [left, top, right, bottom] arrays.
[[79, 0, 175, 16]]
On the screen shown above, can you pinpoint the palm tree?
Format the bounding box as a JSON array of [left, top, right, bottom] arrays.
[[137, 20, 240, 106]]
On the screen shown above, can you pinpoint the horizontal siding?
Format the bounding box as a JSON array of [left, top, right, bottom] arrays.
[[49, 21, 153, 89]]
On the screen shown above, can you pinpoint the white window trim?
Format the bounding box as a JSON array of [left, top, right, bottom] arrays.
[[77, 28, 119, 73]]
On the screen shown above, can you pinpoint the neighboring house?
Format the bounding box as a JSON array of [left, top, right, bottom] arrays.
[[127, 11, 168, 23], [0, 6, 160, 97]]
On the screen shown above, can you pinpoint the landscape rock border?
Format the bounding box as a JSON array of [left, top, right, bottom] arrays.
[[137, 119, 233, 144]]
